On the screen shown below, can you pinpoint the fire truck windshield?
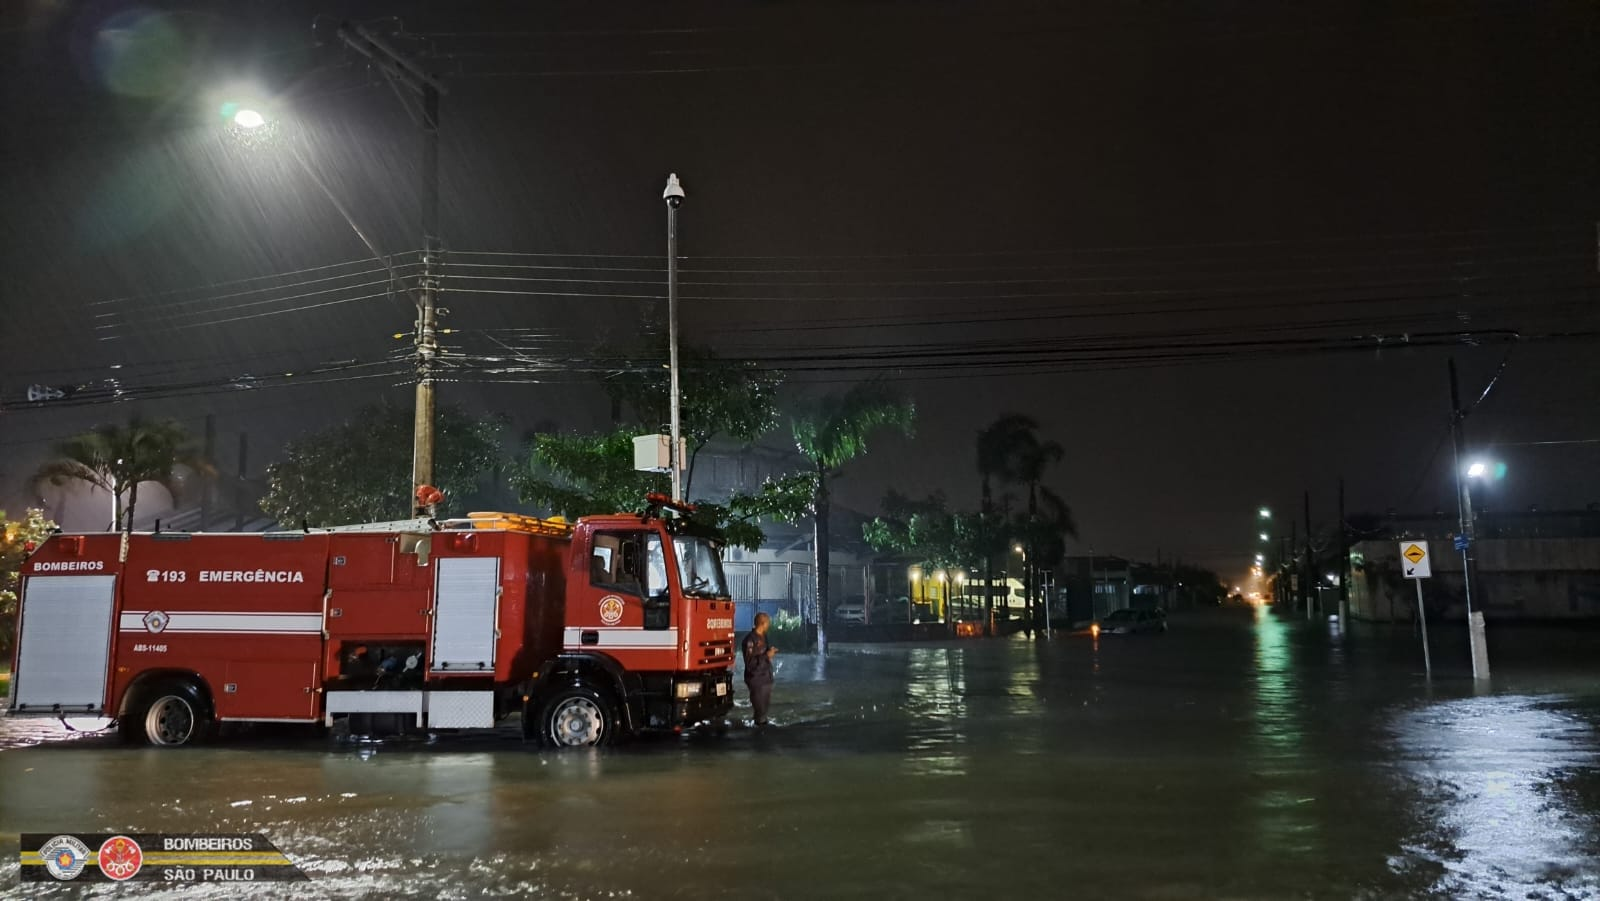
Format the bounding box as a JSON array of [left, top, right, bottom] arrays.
[[672, 536, 728, 597]]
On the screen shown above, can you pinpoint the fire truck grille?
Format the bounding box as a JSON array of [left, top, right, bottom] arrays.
[[696, 638, 734, 667]]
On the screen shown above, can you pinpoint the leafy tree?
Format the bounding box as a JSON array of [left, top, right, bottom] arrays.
[[1, 508, 57, 659], [34, 417, 210, 530], [260, 403, 505, 526], [602, 341, 782, 495], [514, 429, 666, 519], [863, 491, 998, 627], [512, 428, 813, 551], [792, 380, 915, 649]]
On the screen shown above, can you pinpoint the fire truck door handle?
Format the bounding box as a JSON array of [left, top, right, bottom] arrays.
[[581, 630, 599, 646]]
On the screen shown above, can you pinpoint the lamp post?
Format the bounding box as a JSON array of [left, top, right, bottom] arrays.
[[1013, 544, 1029, 633], [663, 173, 686, 502], [936, 570, 949, 634], [1449, 358, 1492, 680], [915, 563, 928, 627]]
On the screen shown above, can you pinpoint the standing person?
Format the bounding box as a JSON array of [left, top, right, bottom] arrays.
[[741, 612, 779, 726]]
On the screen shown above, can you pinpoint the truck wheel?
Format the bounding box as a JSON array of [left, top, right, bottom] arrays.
[[539, 685, 617, 748], [123, 681, 211, 747]]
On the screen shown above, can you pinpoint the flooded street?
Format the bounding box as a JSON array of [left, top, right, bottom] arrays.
[[3, 606, 1599, 899]]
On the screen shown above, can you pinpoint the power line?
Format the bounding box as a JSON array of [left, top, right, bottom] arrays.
[[84, 254, 416, 309]]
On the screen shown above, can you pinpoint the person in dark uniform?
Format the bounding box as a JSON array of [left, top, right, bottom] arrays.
[[741, 612, 779, 726]]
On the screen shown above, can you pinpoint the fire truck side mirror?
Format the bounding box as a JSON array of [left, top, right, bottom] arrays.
[[620, 541, 640, 578]]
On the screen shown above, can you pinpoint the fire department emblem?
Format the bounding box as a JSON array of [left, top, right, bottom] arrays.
[[39, 834, 90, 881], [97, 835, 143, 881], [598, 595, 625, 626], [142, 611, 169, 634]]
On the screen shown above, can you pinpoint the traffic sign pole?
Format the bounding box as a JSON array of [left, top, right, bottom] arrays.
[[1400, 541, 1433, 677], [1414, 578, 1432, 677]]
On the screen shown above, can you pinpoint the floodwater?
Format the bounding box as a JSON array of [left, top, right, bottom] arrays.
[[2, 606, 1599, 899]]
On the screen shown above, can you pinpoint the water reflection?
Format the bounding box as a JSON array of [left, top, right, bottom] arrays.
[[1249, 605, 1323, 858], [1390, 695, 1600, 897], [902, 647, 968, 778]]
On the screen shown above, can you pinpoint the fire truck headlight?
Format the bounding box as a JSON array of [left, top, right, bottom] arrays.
[[674, 681, 703, 700]]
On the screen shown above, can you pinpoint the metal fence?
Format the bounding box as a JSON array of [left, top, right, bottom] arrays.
[[724, 561, 814, 631]]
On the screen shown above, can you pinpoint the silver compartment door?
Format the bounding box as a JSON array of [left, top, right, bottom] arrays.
[[12, 575, 118, 713], [430, 557, 499, 673]]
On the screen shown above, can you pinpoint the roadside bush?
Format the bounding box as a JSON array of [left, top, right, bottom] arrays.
[[767, 610, 811, 651]]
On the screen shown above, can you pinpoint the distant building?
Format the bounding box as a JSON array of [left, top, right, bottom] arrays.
[[693, 442, 876, 630], [1346, 508, 1600, 621], [1060, 555, 1133, 624]]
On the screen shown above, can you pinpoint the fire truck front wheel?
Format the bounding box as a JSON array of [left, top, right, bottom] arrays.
[[123, 681, 212, 747], [537, 685, 619, 748]]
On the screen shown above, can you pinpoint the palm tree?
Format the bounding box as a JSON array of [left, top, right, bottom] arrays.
[[792, 381, 915, 652], [1013, 430, 1065, 632], [976, 414, 1042, 634], [34, 417, 210, 531], [1011, 485, 1078, 623]]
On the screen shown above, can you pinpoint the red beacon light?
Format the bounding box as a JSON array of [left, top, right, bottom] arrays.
[[643, 493, 697, 519]]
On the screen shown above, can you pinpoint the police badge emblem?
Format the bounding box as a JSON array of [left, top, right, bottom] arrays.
[[39, 835, 90, 881]]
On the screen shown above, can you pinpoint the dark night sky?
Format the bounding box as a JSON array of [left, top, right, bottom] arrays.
[[2, 0, 1597, 582]]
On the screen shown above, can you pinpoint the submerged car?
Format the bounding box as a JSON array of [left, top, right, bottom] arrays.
[[1094, 608, 1167, 636], [834, 597, 868, 624]]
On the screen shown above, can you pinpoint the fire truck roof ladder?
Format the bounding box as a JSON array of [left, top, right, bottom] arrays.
[[451, 512, 573, 537], [318, 516, 440, 534]]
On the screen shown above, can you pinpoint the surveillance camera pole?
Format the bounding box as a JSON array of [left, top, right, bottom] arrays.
[[663, 174, 685, 502]]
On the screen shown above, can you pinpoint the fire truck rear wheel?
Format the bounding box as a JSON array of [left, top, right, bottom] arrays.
[[124, 681, 212, 747], [539, 685, 618, 748]]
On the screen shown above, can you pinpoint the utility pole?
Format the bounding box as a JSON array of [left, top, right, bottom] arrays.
[[1448, 359, 1491, 679], [1288, 521, 1297, 611], [333, 22, 448, 502], [1303, 490, 1314, 617], [201, 414, 215, 531], [1338, 476, 1350, 622], [234, 432, 248, 532], [663, 174, 685, 502]]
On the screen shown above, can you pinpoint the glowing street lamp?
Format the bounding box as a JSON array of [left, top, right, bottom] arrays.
[[1258, 532, 1269, 542], [232, 107, 266, 130], [1258, 507, 1272, 519]]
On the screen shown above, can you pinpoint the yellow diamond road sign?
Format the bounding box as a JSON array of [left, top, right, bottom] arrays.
[[1400, 540, 1431, 579]]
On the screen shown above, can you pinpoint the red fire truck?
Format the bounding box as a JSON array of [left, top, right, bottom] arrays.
[[5, 499, 738, 747]]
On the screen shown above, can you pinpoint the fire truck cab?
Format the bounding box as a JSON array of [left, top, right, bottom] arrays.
[[5, 506, 737, 748]]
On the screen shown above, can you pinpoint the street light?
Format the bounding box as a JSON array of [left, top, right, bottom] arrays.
[[663, 173, 686, 502], [220, 79, 443, 505], [232, 107, 266, 130], [1259, 507, 1272, 519], [1258, 532, 1269, 542], [1465, 460, 1488, 479]]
